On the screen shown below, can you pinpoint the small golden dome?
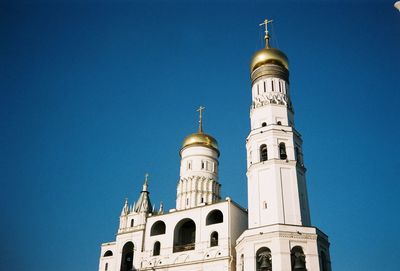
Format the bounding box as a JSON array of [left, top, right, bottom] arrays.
[[250, 47, 289, 72], [181, 132, 219, 153]]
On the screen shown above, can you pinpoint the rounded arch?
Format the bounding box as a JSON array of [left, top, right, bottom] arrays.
[[206, 209, 223, 225], [173, 218, 196, 252], [150, 220, 166, 236], [153, 241, 161, 256], [210, 231, 218, 247], [291, 246, 306, 271], [279, 142, 287, 160], [120, 242, 134, 271], [260, 144, 268, 162], [256, 247, 272, 271], [103, 250, 113, 257]]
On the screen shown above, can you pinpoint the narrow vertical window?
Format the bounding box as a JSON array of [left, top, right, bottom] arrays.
[[263, 81, 266, 92], [257, 84, 259, 95], [260, 144, 268, 162], [279, 80, 282, 92], [186, 198, 189, 205], [153, 241, 161, 256], [210, 231, 218, 247], [130, 219, 134, 227], [279, 143, 287, 160], [271, 80, 274, 91], [105, 263, 108, 271], [201, 161, 205, 169]]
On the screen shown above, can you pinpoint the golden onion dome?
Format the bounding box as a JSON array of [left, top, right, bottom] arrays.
[[250, 47, 289, 72], [181, 132, 219, 154]]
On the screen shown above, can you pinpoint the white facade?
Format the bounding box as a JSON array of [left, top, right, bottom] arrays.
[[98, 25, 331, 271]]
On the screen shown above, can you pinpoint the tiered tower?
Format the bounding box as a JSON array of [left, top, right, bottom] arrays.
[[176, 107, 221, 210], [236, 19, 331, 271]]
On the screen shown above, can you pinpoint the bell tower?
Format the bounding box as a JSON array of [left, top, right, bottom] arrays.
[[246, 19, 310, 229], [236, 19, 331, 271]]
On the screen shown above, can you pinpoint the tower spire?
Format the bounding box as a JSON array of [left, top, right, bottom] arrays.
[[259, 18, 273, 48], [197, 106, 205, 133]]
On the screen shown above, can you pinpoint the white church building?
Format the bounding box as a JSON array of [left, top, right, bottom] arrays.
[[98, 20, 332, 271]]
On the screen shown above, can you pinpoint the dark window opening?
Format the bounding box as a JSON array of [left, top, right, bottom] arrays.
[[130, 219, 134, 227], [105, 263, 108, 271], [277, 121, 282, 125], [260, 144, 268, 162], [264, 81, 266, 92], [279, 143, 287, 160], [206, 209, 223, 225], [262, 122, 267, 127], [256, 247, 272, 271], [151, 221, 166, 236], [321, 251, 328, 271], [210, 231, 218, 247], [291, 246, 306, 271], [271, 80, 274, 91], [173, 219, 196, 252], [120, 242, 134, 271], [153, 241, 161, 256], [104, 250, 113, 257]]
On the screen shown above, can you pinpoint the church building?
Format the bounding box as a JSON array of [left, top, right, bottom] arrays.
[[98, 20, 332, 271]]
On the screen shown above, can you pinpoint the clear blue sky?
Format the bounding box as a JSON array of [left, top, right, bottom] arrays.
[[1, 1, 399, 270]]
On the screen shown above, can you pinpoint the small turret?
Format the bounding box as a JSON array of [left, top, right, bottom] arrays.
[[121, 198, 129, 216], [134, 173, 152, 214]]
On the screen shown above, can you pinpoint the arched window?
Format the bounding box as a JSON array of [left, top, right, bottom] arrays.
[[103, 250, 113, 257], [210, 231, 218, 247], [321, 251, 328, 271], [153, 241, 161, 256], [206, 209, 223, 225], [130, 219, 134, 227], [279, 143, 287, 160], [291, 246, 306, 271], [150, 221, 166, 236], [260, 144, 268, 162], [240, 254, 245, 271], [173, 218, 196, 252], [277, 121, 282, 125], [256, 247, 272, 271], [105, 263, 108, 271], [262, 122, 267, 127], [120, 242, 134, 271]]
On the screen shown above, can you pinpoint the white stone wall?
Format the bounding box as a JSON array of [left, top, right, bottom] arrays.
[[236, 224, 330, 271], [98, 200, 247, 271]]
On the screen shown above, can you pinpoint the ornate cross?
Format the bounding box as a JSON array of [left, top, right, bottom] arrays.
[[197, 106, 205, 133], [259, 18, 273, 48]]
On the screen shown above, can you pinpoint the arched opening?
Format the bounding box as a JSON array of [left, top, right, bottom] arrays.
[[279, 143, 287, 160], [105, 263, 108, 271], [130, 219, 134, 227], [153, 241, 161, 256], [206, 209, 223, 225], [260, 144, 268, 162], [103, 250, 113, 257], [150, 221, 166, 236], [256, 247, 272, 271], [320, 251, 328, 271], [173, 218, 196, 252], [240, 254, 245, 271], [120, 242, 134, 271], [210, 231, 218, 247], [291, 246, 306, 271], [277, 121, 282, 125], [262, 122, 267, 127]]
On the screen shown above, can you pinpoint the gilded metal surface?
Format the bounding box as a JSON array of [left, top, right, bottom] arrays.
[[251, 64, 289, 83], [250, 48, 289, 72], [181, 133, 219, 153]]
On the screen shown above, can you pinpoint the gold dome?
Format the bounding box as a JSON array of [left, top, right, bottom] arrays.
[[250, 47, 289, 72], [181, 132, 219, 154]]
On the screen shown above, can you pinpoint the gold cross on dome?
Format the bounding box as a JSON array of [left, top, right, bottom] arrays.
[[259, 18, 273, 48], [197, 106, 205, 133]]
